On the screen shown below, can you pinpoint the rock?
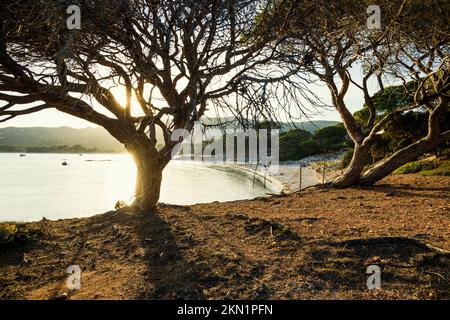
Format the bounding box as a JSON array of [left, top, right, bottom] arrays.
[[23, 253, 30, 263], [54, 292, 68, 300]]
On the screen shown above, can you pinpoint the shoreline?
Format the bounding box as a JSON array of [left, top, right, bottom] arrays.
[[211, 163, 319, 194], [211, 163, 287, 194], [208, 151, 346, 194]]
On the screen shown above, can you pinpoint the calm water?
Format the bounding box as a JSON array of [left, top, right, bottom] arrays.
[[0, 153, 268, 222]]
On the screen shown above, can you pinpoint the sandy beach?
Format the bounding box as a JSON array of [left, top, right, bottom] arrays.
[[209, 151, 347, 194]]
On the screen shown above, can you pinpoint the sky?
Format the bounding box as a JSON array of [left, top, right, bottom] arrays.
[[0, 66, 376, 129]]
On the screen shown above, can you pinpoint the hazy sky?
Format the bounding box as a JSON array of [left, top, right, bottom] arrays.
[[0, 67, 375, 129]]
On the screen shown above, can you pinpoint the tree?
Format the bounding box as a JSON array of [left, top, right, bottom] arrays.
[[279, 124, 349, 161], [353, 84, 450, 163], [0, 0, 276, 210], [251, 0, 450, 186]]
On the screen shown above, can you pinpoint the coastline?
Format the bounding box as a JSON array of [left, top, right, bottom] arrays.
[[2, 151, 344, 196], [0, 152, 344, 222], [211, 163, 319, 194], [210, 164, 287, 194], [208, 151, 346, 194]]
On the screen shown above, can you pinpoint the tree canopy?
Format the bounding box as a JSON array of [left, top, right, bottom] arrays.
[[246, 0, 450, 186]]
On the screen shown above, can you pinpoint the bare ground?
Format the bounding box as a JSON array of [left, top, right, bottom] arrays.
[[0, 174, 449, 300]]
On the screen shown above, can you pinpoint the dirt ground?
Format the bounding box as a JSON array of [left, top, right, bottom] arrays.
[[1, 174, 449, 300]]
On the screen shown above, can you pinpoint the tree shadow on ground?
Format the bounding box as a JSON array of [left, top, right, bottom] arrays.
[[0, 209, 205, 299], [300, 236, 450, 298], [0, 242, 39, 299], [363, 184, 450, 200], [127, 209, 205, 299]]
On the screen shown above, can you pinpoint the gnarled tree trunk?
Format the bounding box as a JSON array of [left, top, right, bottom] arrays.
[[358, 97, 449, 186], [332, 144, 370, 188], [359, 133, 450, 186], [126, 138, 167, 212], [358, 139, 435, 186]]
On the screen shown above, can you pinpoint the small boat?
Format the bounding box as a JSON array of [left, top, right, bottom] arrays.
[[62, 160, 68, 166], [20, 154, 26, 157]]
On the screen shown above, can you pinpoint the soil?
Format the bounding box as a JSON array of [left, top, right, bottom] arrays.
[[1, 174, 449, 300]]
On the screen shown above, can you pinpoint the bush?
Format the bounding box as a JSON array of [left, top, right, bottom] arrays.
[[279, 129, 313, 161], [395, 159, 450, 176], [394, 161, 426, 174], [115, 200, 128, 210], [279, 125, 349, 161], [420, 160, 450, 176], [0, 223, 42, 249], [312, 124, 349, 152]]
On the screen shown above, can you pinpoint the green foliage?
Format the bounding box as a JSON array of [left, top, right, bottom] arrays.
[[394, 160, 434, 174], [279, 124, 349, 161], [0, 223, 42, 249], [312, 124, 349, 151], [281, 128, 312, 143], [279, 129, 313, 161], [420, 161, 450, 176], [353, 84, 450, 163], [395, 159, 450, 176], [353, 83, 416, 127], [115, 200, 128, 210]]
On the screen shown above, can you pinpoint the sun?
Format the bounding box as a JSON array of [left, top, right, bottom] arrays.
[[110, 86, 145, 117]]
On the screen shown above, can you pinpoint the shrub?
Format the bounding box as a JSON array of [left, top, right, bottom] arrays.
[[0, 223, 42, 249], [312, 124, 349, 152], [395, 158, 450, 176], [279, 125, 349, 161], [115, 200, 128, 210], [394, 161, 425, 174], [420, 160, 450, 176]]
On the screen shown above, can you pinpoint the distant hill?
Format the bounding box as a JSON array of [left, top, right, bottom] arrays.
[[279, 120, 341, 133], [201, 117, 340, 133], [0, 120, 340, 152], [0, 127, 125, 152]]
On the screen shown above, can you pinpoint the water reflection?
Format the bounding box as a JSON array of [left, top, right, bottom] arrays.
[[0, 153, 267, 221]]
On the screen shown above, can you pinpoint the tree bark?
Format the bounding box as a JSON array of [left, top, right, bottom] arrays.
[[126, 138, 165, 212], [358, 98, 449, 186], [332, 143, 370, 188], [358, 136, 445, 186]]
